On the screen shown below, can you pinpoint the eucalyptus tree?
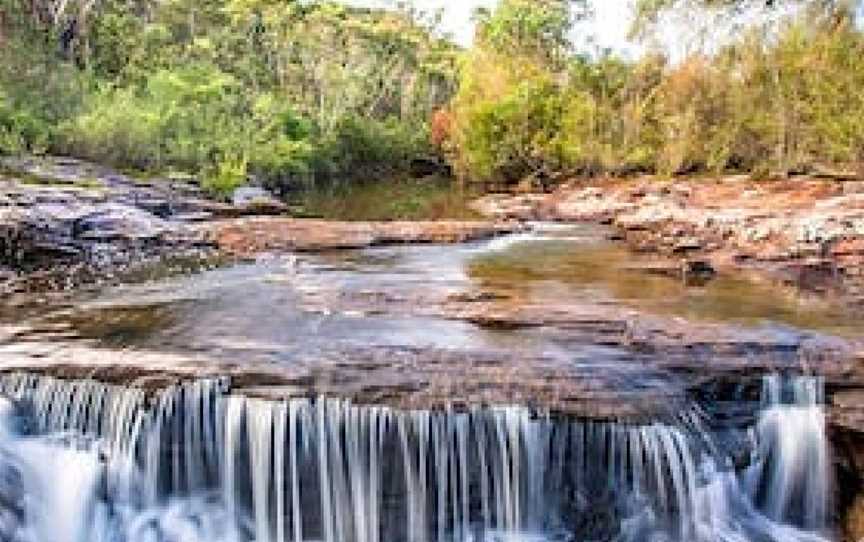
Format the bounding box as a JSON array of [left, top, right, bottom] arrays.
[[449, 0, 592, 181], [220, 1, 457, 135], [632, 0, 862, 176]]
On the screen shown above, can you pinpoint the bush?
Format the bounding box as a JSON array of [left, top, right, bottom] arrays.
[[58, 86, 164, 168], [455, 76, 565, 182], [202, 154, 248, 197], [57, 65, 321, 191], [0, 99, 51, 154], [449, 3, 864, 183], [316, 115, 430, 178]]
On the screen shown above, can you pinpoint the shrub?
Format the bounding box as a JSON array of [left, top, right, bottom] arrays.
[[202, 154, 248, 197], [0, 98, 51, 154], [58, 86, 164, 168], [317, 115, 430, 178], [456, 76, 565, 182]]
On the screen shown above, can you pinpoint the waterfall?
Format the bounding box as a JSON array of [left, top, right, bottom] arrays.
[[747, 375, 830, 530], [0, 399, 103, 542], [0, 372, 836, 542]]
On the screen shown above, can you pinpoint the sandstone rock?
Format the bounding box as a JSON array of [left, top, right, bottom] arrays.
[[0, 156, 307, 284], [170, 211, 214, 223], [833, 238, 864, 257], [673, 237, 703, 253], [843, 181, 864, 195], [831, 391, 864, 432], [73, 204, 168, 242], [232, 186, 271, 206], [471, 176, 864, 314], [842, 493, 864, 542], [230, 186, 287, 216], [209, 219, 522, 256]]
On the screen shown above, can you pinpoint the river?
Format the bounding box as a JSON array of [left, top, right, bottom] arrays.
[[0, 219, 854, 542]]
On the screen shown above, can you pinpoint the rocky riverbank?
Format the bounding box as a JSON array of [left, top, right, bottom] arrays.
[[0, 156, 222, 291], [475, 176, 864, 308], [2, 160, 863, 411], [208, 217, 522, 255], [4, 158, 864, 538], [0, 156, 517, 291]]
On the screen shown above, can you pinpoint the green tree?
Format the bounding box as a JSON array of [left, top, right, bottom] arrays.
[[450, 0, 589, 182]]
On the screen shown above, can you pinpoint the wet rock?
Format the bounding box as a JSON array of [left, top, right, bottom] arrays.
[[833, 238, 864, 266], [843, 181, 864, 195], [73, 204, 168, 241], [683, 259, 715, 276], [843, 494, 864, 542], [472, 176, 864, 308], [446, 291, 511, 303], [231, 186, 287, 216], [470, 194, 550, 221], [673, 237, 703, 253], [134, 197, 173, 218], [831, 391, 864, 433], [170, 211, 214, 223], [232, 186, 271, 206], [0, 267, 16, 284], [0, 156, 300, 286], [209, 218, 523, 256], [0, 201, 178, 268]]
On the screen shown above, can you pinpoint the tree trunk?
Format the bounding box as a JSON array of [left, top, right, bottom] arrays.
[[773, 65, 789, 178], [858, 148, 864, 180], [188, 5, 195, 41]]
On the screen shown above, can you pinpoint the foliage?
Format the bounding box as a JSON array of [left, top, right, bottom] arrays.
[[0, 94, 50, 155], [456, 76, 566, 181], [3, 0, 863, 189], [448, 0, 864, 183], [202, 154, 249, 197], [0, 0, 456, 194], [474, 0, 584, 70]]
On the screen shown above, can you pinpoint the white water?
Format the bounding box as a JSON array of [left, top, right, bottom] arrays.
[[478, 223, 606, 253], [746, 376, 831, 531], [0, 373, 836, 542]]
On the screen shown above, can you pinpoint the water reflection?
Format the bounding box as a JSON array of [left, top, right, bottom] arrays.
[[468, 226, 864, 338], [292, 176, 481, 221], [2, 224, 860, 359]]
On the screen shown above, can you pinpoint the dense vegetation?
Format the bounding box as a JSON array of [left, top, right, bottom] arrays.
[[1, 0, 863, 191], [446, 0, 864, 183], [0, 0, 457, 193]]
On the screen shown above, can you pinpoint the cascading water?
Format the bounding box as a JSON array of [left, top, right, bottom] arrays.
[[0, 372, 836, 542], [747, 376, 830, 531]]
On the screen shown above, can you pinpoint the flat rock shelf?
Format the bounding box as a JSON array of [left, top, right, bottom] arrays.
[[2, 159, 864, 541]]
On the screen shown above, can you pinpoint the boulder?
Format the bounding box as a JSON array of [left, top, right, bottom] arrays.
[[72, 204, 167, 242], [232, 186, 271, 206]]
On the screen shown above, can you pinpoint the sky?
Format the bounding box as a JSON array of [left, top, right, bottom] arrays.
[[342, 0, 641, 54]]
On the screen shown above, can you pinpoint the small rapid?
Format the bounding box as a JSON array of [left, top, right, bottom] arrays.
[[0, 373, 835, 542]]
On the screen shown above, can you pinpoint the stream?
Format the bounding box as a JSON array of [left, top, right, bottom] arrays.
[[0, 223, 854, 541]]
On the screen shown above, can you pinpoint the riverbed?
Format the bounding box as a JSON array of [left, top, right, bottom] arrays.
[[0, 220, 857, 541]]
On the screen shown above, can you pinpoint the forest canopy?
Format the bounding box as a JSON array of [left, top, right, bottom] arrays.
[[1, 0, 863, 190], [446, 0, 864, 183], [0, 0, 459, 193]]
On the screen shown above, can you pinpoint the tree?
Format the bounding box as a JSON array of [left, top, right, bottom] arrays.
[[449, 0, 593, 182], [474, 0, 587, 70], [633, 0, 851, 37]]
